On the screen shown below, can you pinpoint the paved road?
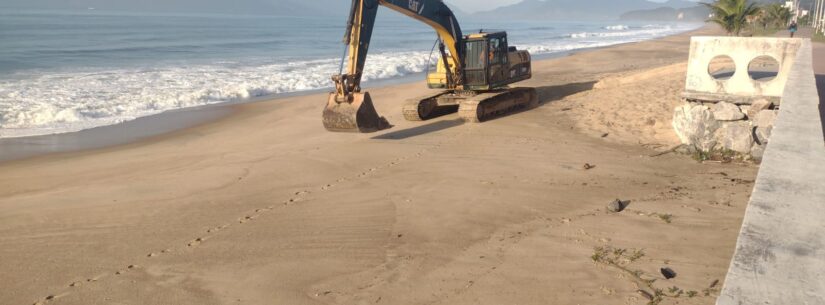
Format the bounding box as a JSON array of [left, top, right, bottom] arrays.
[[813, 43, 825, 139]]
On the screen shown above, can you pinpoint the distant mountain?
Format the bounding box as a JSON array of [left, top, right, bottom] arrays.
[[470, 0, 701, 21], [620, 5, 710, 22], [661, 0, 703, 9], [1, 0, 352, 16]]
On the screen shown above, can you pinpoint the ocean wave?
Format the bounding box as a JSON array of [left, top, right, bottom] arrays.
[[569, 25, 674, 39], [604, 25, 630, 31], [0, 24, 698, 138], [0, 51, 431, 138]]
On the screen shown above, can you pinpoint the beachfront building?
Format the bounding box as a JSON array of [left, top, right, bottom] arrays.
[[815, 0, 825, 33]]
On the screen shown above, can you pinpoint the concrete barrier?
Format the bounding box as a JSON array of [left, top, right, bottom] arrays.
[[683, 37, 803, 104], [716, 39, 825, 304]]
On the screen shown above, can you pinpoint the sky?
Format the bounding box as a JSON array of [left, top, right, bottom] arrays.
[[449, 0, 697, 13], [1, 0, 700, 14], [448, 0, 522, 13]]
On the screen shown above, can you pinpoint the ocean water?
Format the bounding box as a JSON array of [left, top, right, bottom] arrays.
[[0, 8, 700, 138]]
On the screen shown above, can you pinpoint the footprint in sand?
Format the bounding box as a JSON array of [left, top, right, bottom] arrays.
[[34, 294, 58, 305], [86, 274, 106, 282], [188, 237, 205, 247]]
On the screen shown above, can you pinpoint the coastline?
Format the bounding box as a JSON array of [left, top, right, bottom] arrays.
[[0, 24, 760, 305], [0, 25, 701, 163]]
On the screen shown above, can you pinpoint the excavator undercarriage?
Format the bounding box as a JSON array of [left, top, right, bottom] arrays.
[[403, 87, 538, 123]]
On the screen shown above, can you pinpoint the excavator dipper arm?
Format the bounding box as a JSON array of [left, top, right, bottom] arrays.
[[323, 0, 464, 132]]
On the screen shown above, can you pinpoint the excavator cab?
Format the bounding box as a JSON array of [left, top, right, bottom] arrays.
[[462, 32, 532, 91], [428, 32, 532, 91]]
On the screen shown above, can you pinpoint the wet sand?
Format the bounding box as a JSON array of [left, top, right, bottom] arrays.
[[0, 25, 759, 305]]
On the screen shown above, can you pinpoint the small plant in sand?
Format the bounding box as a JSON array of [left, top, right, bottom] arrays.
[[591, 246, 708, 305], [689, 147, 745, 163], [657, 213, 674, 224]]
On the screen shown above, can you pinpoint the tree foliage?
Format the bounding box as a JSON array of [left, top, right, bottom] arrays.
[[703, 0, 762, 36], [761, 3, 792, 29]]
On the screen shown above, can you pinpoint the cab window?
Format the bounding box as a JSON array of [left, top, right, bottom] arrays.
[[489, 37, 505, 65], [464, 40, 485, 69]]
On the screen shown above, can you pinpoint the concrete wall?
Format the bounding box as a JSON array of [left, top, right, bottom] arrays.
[[684, 37, 802, 104], [716, 39, 825, 305]]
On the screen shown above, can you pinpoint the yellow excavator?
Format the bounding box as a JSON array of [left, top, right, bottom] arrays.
[[323, 0, 537, 132]]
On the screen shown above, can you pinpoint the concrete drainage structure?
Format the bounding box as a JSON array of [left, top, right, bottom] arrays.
[[674, 37, 804, 159], [682, 37, 801, 105], [682, 37, 825, 304]]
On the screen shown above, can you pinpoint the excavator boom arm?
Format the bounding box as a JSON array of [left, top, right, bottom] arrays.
[[323, 0, 465, 133], [342, 0, 464, 93]]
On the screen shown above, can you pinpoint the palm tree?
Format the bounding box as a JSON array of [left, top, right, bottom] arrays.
[[762, 3, 792, 29], [703, 0, 762, 36]]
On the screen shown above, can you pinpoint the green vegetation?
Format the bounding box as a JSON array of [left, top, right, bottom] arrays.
[[744, 3, 794, 37], [703, 0, 801, 37], [814, 32, 825, 43], [590, 246, 706, 305], [690, 147, 742, 163], [761, 3, 792, 29], [703, 0, 762, 36]]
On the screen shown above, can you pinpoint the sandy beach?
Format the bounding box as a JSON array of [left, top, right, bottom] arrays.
[[0, 26, 760, 305]]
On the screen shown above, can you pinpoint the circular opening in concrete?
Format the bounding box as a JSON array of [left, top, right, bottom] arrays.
[[708, 55, 736, 81], [748, 56, 780, 82]]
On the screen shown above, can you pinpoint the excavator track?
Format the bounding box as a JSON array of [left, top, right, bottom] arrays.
[[458, 87, 538, 123], [403, 92, 461, 121]]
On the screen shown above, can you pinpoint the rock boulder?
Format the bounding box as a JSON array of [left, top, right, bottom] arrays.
[[716, 122, 754, 154], [754, 126, 773, 145], [673, 103, 721, 151], [748, 99, 773, 119], [754, 110, 778, 128], [712, 102, 746, 121]]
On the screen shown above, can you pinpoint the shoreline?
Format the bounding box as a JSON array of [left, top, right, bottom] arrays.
[[0, 26, 701, 163], [0, 24, 760, 305]]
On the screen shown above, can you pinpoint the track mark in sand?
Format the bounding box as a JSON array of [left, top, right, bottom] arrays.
[[206, 224, 230, 233], [32, 292, 68, 305], [33, 128, 469, 305], [325, 205, 612, 304], [187, 237, 207, 247]]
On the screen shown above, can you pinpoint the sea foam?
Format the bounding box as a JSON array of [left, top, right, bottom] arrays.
[[604, 25, 630, 30], [0, 51, 431, 138], [0, 24, 697, 138]]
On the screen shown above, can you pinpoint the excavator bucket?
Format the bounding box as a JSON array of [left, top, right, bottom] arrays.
[[323, 92, 390, 133]]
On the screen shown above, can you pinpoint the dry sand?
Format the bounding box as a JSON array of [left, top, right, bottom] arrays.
[[0, 26, 759, 305]]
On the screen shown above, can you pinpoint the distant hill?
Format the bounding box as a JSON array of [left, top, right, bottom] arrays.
[[0, 0, 352, 16], [470, 0, 700, 21], [620, 5, 710, 22]]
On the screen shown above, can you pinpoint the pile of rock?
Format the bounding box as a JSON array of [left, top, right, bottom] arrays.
[[672, 99, 777, 160]]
